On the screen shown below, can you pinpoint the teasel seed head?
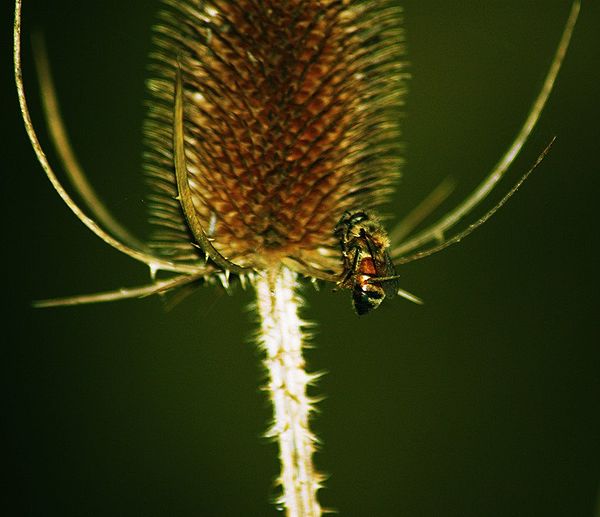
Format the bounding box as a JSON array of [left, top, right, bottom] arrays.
[[144, 0, 407, 277]]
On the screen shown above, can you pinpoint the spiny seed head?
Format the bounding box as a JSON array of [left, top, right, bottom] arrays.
[[144, 0, 407, 274]]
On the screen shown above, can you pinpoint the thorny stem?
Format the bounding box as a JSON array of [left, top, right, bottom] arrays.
[[254, 268, 323, 517]]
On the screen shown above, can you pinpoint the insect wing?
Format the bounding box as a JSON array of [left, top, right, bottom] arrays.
[[360, 231, 400, 301], [378, 249, 401, 299]]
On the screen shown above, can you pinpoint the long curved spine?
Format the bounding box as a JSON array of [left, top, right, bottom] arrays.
[[392, 1, 580, 258], [14, 0, 204, 276], [31, 33, 148, 251], [33, 273, 204, 308]]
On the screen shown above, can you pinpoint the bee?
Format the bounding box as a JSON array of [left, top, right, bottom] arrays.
[[334, 210, 422, 315]]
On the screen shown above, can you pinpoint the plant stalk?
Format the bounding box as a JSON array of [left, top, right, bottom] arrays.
[[254, 267, 322, 517]]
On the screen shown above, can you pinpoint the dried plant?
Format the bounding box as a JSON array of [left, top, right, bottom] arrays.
[[14, 1, 580, 515]]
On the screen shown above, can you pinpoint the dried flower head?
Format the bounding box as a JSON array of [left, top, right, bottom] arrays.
[[144, 0, 406, 278]]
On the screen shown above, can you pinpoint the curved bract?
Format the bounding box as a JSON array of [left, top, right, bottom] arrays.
[[14, 0, 206, 278], [391, 1, 581, 261], [32, 273, 205, 308], [173, 65, 251, 275], [31, 33, 148, 252], [395, 138, 556, 265]]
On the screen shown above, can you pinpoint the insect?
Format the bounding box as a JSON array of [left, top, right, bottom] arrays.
[[334, 210, 422, 315]]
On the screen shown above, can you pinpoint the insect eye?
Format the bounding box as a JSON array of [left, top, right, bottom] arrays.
[[349, 212, 368, 225]]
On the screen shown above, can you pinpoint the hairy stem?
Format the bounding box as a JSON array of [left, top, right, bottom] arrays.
[[254, 267, 322, 517]]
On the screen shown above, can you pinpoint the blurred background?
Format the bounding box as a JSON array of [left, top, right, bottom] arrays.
[[5, 1, 599, 515]]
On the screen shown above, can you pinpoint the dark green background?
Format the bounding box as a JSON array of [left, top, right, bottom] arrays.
[[5, 1, 599, 516]]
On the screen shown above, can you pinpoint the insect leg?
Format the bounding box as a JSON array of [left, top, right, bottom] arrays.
[[336, 245, 361, 288]]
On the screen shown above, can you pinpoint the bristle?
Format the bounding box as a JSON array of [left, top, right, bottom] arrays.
[[143, 0, 407, 271]]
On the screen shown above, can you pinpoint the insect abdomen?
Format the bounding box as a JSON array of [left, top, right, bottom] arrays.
[[352, 282, 385, 315]]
